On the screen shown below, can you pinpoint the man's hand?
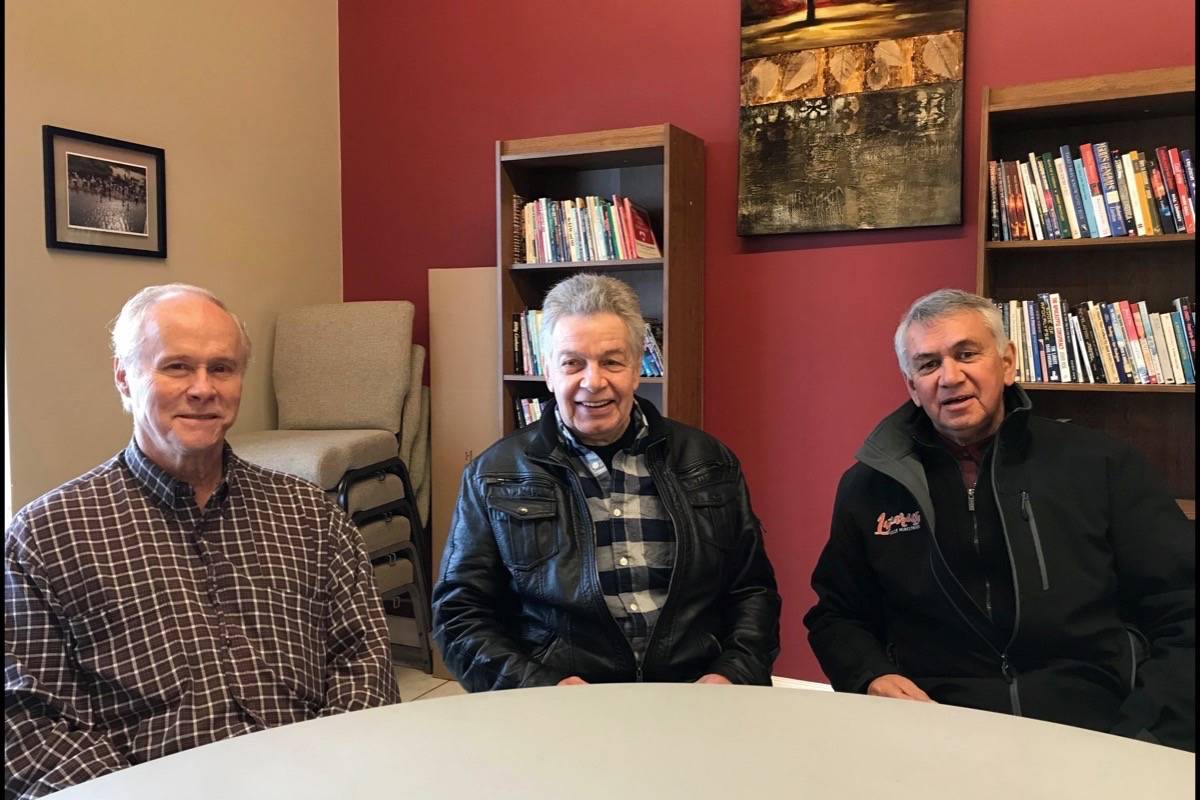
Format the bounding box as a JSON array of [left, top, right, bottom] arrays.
[[695, 673, 732, 685], [867, 673, 934, 702], [557, 676, 589, 686]]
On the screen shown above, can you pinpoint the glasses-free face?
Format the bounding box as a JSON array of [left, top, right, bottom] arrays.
[[115, 295, 246, 476], [545, 312, 640, 447], [903, 310, 1015, 447]]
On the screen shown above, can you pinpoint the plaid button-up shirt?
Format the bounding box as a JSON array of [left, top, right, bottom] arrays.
[[556, 403, 675, 661], [4, 442, 398, 799]]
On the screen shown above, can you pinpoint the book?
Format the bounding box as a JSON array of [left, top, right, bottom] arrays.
[[1007, 299, 1024, 381], [1174, 296, 1196, 359], [1049, 292, 1072, 382], [1024, 300, 1042, 382], [1119, 152, 1147, 236], [1031, 153, 1062, 238], [1042, 153, 1074, 238], [1167, 148, 1195, 234], [1072, 158, 1101, 238], [1098, 302, 1132, 383], [626, 200, 662, 259], [1116, 300, 1150, 383], [1135, 301, 1164, 384], [1110, 149, 1139, 235], [1155, 312, 1185, 384], [1091, 143, 1129, 236], [1084, 302, 1119, 384], [1167, 311, 1195, 383], [1059, 146, 1091, 238], [988, 161, 1002, 240], [1071, 311, 1098, 383], [1017, 161, 1044, 240], [1053, 156, 1082, 238], [1147, 158, 1180, 233], [1132, 154, 1163, 235], [1035, 294, 1060, 381], [1068, 313, 1092, 382], [1182, 148, 1196, 204], [1078, 144, 1112, 237], [512, 314, 524, 374]]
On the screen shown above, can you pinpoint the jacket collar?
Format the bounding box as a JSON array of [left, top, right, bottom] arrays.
[[527, 395, 669, 461]]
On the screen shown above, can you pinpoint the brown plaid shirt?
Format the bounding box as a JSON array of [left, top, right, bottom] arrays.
[[4, 442, 399, 799]]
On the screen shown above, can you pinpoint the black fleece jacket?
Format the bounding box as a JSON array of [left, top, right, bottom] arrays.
[[805, 386, 1195, 750]]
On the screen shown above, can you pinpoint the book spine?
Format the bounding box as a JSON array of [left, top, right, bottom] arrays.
[[1078, 145, 1112, 237], [1174, 297, 1197, 360], [1147, 159, 1180, 233], [1059, 146, 1091, 238], [1182, 148, 1197, 203], [1049, 293, 1072, 382], [1110, 150, 1139, 235], [1127, 300, 1156, 383], [1155, 146, 1187, 233], [1053, 157, 1082, 238], [1092, 143, 1129, 236], [1042, 153, 1073, 238], [1036, 294, 1060, 381], [1073, 306, 1102, 382], [1119, 152, 1147, 235], [1086, 302, 1118, 383], [1072, 159, 1100, 238], [1155, 313, 1184, 384], [988, 161, 1002, 241], [1007, 299, 1022, 381], [511, 314, 523, 374], [1024, 300, 1042, 381], [1168, 312, 1195, 383]]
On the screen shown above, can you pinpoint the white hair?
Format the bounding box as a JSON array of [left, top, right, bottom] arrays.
[[539, 273, 644, 362], [894, 288, 1008, 377]]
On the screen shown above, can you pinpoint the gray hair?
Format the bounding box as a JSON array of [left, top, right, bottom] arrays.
[[894, 288, 1007, 376], [540, 273, 644, 363], [111, 283, 251, 410]]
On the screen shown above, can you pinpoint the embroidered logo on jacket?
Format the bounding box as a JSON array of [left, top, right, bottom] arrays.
[[875, 510, 922, 535]]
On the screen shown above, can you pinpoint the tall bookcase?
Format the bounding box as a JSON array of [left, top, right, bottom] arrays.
[[496, 124, 705, 436], [976, 66, 1195, 518]]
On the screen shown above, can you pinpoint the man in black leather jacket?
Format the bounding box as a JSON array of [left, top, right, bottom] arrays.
[[433, 274, 781, 691], [805, 289, 1194, 750]]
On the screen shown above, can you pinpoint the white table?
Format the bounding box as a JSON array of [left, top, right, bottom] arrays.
[[51, 684, 1194, 799]]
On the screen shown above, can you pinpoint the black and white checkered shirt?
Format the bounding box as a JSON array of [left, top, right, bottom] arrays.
[[555, 403, 675, 661], [4, 442, 398, 799]]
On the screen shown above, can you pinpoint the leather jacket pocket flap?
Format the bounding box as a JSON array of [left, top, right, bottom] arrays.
[[485, 491, 560, 570], [686, 481, 739, 550]]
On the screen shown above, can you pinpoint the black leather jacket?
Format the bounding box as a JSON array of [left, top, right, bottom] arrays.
[[432, 398, 781, 691]]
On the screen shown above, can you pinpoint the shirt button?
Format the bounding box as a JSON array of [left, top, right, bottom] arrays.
[[630, 603, 639, 612], [619, 557, 629, 566], [613, 508, 623, 518]]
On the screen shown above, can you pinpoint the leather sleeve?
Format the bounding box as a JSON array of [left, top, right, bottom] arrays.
[[705, 464, 782, 685], [803, 468, 897, 693], [1107, 444, 1195, 751], [431, 467, 569, 691]]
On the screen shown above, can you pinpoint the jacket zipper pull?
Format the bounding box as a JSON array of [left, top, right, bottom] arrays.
[[1000, 654, 1014, 684], [967, 487, 975, 512], [1019, 491, 1030, 520], [636, 666, 643, 683]]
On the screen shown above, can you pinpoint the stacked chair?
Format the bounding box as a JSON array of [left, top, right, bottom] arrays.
[[229, 301, 433, 673]]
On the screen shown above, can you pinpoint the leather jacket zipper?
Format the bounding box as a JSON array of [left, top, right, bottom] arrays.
[[636, 445, 684, 683]]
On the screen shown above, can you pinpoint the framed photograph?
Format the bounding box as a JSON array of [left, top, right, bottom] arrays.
[[42, 125, 167, 258]]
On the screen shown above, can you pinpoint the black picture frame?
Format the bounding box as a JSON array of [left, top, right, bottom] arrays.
[[42, 125, 167, 258]]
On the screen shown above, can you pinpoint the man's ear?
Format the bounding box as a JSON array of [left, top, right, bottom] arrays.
[[114, 357, 132, 400]]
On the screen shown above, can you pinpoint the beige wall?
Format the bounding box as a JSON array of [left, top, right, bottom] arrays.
[[4, 1, 344, 511]]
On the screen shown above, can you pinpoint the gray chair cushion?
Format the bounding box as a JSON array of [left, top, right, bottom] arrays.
[[333, 473, 407, 517], [230, 429, 398, 490], [358, 515, 412, 559], [374, 558, 415, 594], [273, 301, 414, 432]]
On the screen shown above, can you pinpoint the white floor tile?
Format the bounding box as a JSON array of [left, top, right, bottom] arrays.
[[394, 666, 445, 702], [413, 680, 467, 701]]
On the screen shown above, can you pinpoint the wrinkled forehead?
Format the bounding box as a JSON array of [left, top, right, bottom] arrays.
[[550, 312, 636, 354], [141, 297, 246, 361]]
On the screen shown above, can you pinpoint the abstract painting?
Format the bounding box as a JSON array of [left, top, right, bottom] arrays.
[[738, 0, 967, 235]]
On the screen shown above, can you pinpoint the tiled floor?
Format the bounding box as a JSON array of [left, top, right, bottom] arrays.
[[393, 665, 466, 702]]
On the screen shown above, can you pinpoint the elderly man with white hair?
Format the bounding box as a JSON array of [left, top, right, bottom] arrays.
[[5, 284, 398, 799]]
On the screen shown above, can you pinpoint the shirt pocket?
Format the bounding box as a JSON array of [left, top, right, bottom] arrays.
[[485, 483, 561, 570], [67, 593, 189, 714]]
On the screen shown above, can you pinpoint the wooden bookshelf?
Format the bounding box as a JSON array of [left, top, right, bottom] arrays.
[[976, 66, 1195, 507], [496, 124, 704, 435]]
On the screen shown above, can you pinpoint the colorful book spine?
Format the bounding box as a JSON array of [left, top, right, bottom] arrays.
[[1024, 300, 1042, 381], [1098, 302, 1132, 383], [1031, 153, 1062, 238], [1174, 297, 1196, 359], [1182, 148, 1196, 203], [1155, 146, 1187, 233], [1156, 313, 1185, 384], [1133, 154, 1163, 235], [1049, 292, 1072, 382], [1119, 152, 1147, 235], [1090, 143, 1128, 236], [1150, 313, 1179, 384], [1167, 148, 1195, 233], [1053, 157, 1082, 238], [1136, 301, 1164, 384], [1110, 149, 1139, 235], [988, 161, 1003, 241], [1086, 302, 1118, 383], [1017, 161, 1043, 240], [1147, 159, 1179, 233], [1116, 300, 1150, 383], [1042, 153, 1074, 238], [1059, 146, 1091, 238], [1168, 312, 1195, 383], [1036, 294, 1061, 381], [1072, 159, 1100, 238]]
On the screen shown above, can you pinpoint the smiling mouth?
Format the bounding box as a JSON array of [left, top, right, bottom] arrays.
[[576, 400, 613, 409], [941, 395, 973, 408]]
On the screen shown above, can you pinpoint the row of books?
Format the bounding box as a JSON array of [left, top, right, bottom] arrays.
[[515, 396, 547, 428], [512, 311, 666, 378], [995, 295, 1197, 385], [987, 144, 1196, 241], [515, 195, 661, 264]]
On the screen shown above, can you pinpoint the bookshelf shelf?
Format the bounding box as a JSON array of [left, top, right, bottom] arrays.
[[497, 124, 704, 434], [985, 233, 1193, 251], [1021, 381, 1194, 394], [977, 66, 1195, 506]]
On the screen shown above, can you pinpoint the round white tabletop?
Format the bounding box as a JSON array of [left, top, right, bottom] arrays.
[[50, 683, 1194, 799]]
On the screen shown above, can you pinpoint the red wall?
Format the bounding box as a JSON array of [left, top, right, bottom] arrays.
[[339, 1, 1196, 681]]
